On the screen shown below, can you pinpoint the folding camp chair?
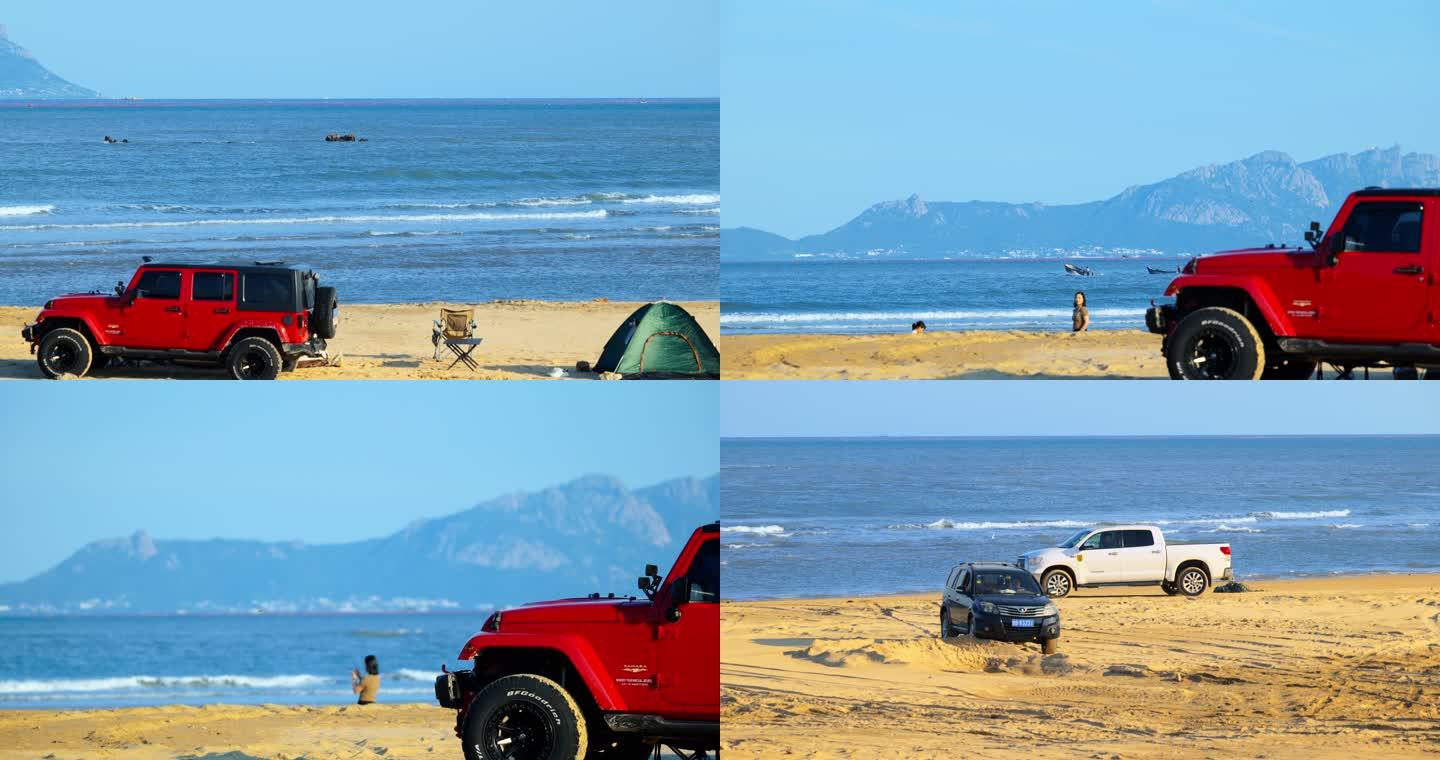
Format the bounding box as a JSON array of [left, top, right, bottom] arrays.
[[432, 307, 483, 371]]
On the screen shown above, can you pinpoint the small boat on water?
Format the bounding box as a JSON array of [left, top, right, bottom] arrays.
[[1064, 263, 1095, 276], [1146, 266, 1179, 274]]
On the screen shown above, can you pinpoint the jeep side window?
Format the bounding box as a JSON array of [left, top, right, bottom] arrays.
[[686, 540, 719, 603], [1340, 202, 1423, 254], [135, 270, 181, 299], [193, 272, 234, 301], [1122, 529, 1155, 548], [241, 272, 293, 309]]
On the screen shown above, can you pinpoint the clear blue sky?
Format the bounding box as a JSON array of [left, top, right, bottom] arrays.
[[721, 382, 1440, 438], [724, 0, 1440, 237], [3, 1, 717, 99], [0, 383, 718, 582]]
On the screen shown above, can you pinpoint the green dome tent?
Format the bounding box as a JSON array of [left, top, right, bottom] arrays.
[[590, 302, 719, 378]]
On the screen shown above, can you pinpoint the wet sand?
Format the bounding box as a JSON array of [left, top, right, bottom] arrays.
[[722, 574, 1440, 758], [0, 301, 719, 380]]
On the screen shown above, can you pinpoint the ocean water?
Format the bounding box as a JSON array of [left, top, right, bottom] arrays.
[[722, 436, 1440, 600], [721, 258, 1189, 333], [0, 612, 487, 708], [0, 100, 718, 305]]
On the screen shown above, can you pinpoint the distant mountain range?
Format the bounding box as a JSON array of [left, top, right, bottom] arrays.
[[0, 475, 719, 614], [722, 147, 1440, 261], [0, 24, 99, 99]]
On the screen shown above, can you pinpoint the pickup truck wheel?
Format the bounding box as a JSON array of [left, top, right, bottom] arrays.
[[226, 337, 282, 380], [1041, 569, 1072, 598], [1167, 307, 1264, 380], [462, 674, 587, 760], [1177, 567, 1209, 596], [312, 286, 339, 339], [37, 328, 93, 378], [1041, 637, 1059, 655], [1262, 357, 1317, 380]]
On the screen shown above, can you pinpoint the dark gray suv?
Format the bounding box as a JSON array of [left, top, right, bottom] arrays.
[[940, 561, 1061, 654]]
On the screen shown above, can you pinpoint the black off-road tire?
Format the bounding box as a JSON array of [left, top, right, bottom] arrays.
[[1176, 566, 1210, 597], [312, 286, 339, 339], [940, 609, 955, 639], [1041, 637, 1059, 655], [1166, 307, 1265, 380], [461, 674, 587, 760], [226, 337, 282, 380], [37, 327, 93, 378], [1041, 569, 1073, 598], [1262, 357, 1317, 380]]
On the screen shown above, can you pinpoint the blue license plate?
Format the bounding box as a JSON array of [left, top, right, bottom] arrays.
[[1009, 618, 1036, 628]]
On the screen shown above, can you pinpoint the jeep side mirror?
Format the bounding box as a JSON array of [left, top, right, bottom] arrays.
[[645, 564, 658, 577], [637, 576, 651, 592], [665, 577, 691, 623]]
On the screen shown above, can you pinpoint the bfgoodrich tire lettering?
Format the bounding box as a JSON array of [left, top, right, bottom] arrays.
[[1167, 306, 1265, 380], [461, 674, 587, 760], [37, 327, 93, 378]]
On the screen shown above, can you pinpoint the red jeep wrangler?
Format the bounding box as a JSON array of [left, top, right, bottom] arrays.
[[1148, 188, 1440, 379], [21, 261, 337, 379], [434, 523, 719, 760]]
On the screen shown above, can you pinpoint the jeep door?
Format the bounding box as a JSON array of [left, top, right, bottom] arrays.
[[119, 268, 186, 348], [656, 537, 719, 711], [1319, 199, 1429, 342], [185, 270, 237, 351], [1075, 530, 1124, 582]]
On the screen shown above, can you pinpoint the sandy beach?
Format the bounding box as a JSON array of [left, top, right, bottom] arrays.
[[722, 575, 1440, 758], [0, 301, 718, 380], [721, 330, 1165, 379]]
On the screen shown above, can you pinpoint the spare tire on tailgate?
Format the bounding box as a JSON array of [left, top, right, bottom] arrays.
[[312, 286, 338, 339]]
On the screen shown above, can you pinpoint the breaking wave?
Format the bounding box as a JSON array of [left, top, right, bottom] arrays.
[[722, 525, 787, 536], [1249, 510, 1351, 520], [720, 308, 1142, 325], [0, 674, 328, 694], [0, 210, 608, 232], [0, 204, 54, 217]]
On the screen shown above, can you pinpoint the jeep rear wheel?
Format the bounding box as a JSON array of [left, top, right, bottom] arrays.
[[1177, 567, 1209, 597], [37, 328, 93, 378], [461, 674, 586, 760], [1041, 569, 1072, 598], [1166, 307, 1264, 380], [312, 286, 339, 339], [227, 337, 282, 380]]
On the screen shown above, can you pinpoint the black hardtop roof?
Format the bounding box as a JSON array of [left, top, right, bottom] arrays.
[[1352, 188, 1440, 197], [138, 261, 312, 273]]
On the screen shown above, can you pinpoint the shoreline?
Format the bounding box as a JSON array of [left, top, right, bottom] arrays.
[[0, 300, 719, 380], [723, 573, 1440, 758]]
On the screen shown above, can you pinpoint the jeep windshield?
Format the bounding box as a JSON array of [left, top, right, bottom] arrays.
[[1057, 530, 1090, 549], [974, 570, 1043, 596]]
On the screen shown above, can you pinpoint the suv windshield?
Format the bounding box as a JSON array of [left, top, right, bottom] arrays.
[[1057, 530, 1089, 549], [973, 570, 1043, 596]]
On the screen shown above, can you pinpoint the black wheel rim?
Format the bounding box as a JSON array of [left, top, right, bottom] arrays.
[[1187, 330, 1237, 379], [237, 349, 269, 378], [46, 340, 79, 372], [483, 701, 554, 760]]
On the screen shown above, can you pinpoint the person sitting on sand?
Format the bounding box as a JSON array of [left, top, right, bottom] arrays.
[[352, 655, 380, 705], [911, 320, 927, 334], [1072, 292, 1090, 332]]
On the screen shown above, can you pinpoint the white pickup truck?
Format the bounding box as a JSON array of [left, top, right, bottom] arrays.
[[1017, 525, 1232, 598]]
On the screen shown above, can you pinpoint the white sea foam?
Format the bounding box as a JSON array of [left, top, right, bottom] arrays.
[[0, 204, 55, 217], [0, 674, 328, 694], [621, 194, 720, 205], [722, 525, 787, 535], [1250, 510, 1350, 520], [1327, 523, 1362, 529], [890, 519, 1088, 531], [1206, 525, 1264, 534], [720, 308, 1143, 325], [391, 668, 439, 681], [0, 210, 608, 231]]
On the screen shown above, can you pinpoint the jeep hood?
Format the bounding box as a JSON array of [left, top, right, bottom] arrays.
[[1188, 246, 1314, 274], [499, 596, 648, 625], [42, 293, 119, 310]]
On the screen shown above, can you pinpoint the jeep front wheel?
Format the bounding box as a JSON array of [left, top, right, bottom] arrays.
[[461, 674, 587, 760], [1041, 569, 1072, 598], [227, 337, 282, 380], [1166, 307, 1264, 380], [37, 328, 94, 378]]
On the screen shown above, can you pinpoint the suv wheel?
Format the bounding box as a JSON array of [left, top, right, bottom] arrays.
[[1041, 637, 1059, 655], [312, 286, 339, 339], [462, 674, 587, 760], [1166, 307, 1264, 380], [940, 609, 954, 639], [37, 328, 94, 378], [227, 337, 282, 380], [1177, 567, 1209, 597], [1041, 569, 1072, 598]]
